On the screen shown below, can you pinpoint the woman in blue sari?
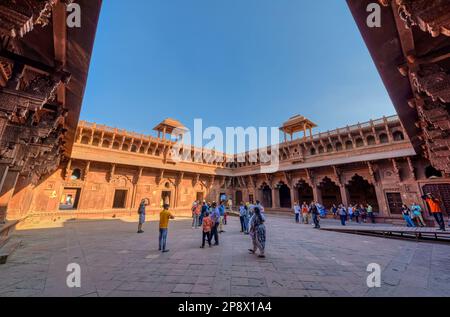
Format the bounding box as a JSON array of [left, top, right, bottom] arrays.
[[248, 207, 266, 258]]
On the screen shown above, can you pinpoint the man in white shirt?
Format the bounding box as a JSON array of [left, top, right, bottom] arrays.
[[293, 202, 301, 223]]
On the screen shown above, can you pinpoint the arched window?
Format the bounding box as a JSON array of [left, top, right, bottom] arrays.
[[367, 135, 376, 145], [92, 138, 100, 146], [310, 148, 316, 156], [102, 140, 110, 148], [345, 140, 353, 150], [379, 133, 389, 144], [393, 131, 404, 141], [112, 141, 120, 150], [318, 146, 324, 154], [131, 144, 138, 153], [326, 144, 333, 152], [356, 138, 364, 147], [335, 142, 343, 151], [71, 168, 81, 180], [81, 136, 89, 144], [425, 166, 442, 179], [122, 144, 129, 151]]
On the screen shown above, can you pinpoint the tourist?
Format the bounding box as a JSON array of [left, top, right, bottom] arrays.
[[338, 204, 347, 226], [423, 193, 445, 231], [255, 200, 265, 213], [137, 198, 149, 234], [159, 204, 175, 252], [310, 202, 320, 229], [200, 211, 213, 248], [354, 205, 361, 223], [199, 201, 208, 225], [219, 201, 226, 233], [192, 200, 201, 229], [360, 204, 367, 223], [367, 204, 375, 224], [301, 201, 309, 224], [227, 198, 233, 211], [348, 204, 354, 221], [331, 204, 338, 219], [293, 201, 301, 223], [239, 202, 248, 232], [248, 207, 266, 258], [401, 204, 415, 228], [411, 202, 425, 227], [210, 202, 220, 245]]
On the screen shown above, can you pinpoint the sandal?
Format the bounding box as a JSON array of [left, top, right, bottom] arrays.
[[248, 249, 255, 254]]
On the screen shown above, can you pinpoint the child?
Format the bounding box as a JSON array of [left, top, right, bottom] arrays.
[[159, 204, 175, 252], [201, 211, 213, 248]]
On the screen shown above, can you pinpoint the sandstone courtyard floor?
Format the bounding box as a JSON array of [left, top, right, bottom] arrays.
[[1, 215, 450, 297]]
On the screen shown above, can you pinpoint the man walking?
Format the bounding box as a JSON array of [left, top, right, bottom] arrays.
[[293, 202, 301, 223], [338, 204, 347, 226], [310, 202, 320, 229], [159, 204, 175, 252], [423, 193, 445, 231]]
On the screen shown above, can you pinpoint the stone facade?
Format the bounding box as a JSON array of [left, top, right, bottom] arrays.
[[5, 115, 449, 226]]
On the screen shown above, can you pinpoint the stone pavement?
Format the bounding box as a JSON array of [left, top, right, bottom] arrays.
[[0, 215, 449, 297]]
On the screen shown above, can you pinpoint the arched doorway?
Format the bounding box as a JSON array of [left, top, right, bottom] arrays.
[[296, 180, 313, 204], [319, 177, 342, 209], [346, 175, 379, 210], [260, 183, 272, 208], [235, 190, 243, 205], [277, 182, 291, 208]]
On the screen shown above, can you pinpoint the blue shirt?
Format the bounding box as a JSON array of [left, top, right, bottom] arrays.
[[219, 204, 225, 216], [211, 208, 220, 223]]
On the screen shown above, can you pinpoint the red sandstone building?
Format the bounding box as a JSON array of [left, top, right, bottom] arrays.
[[0, 0, 449, 230]]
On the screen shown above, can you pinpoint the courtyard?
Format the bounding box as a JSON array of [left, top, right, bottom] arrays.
[[1, 215, 449, 297]]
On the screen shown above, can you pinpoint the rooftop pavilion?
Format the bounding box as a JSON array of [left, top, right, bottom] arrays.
[[280, 115, 317, 142], [153, 118, 188, 140]]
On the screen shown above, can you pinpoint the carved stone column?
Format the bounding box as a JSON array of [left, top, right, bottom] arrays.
[[0, 169, 19, 223], [339, 185, 350, 206]]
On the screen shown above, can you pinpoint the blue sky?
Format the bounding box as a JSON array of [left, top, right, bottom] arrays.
[[81, 0, 396, 145]]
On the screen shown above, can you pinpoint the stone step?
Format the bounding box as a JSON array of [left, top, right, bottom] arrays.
[[0, 238, 22, 265]]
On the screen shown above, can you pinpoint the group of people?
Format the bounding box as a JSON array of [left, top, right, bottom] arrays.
[[293, 201, 376, 227]]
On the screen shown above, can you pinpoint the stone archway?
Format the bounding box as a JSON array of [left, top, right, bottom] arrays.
[[295, 180, 313, 204], [235, 190, 243, 205], [346, 175, 379, 210], [277, 182, 291, 208], [319, 177, 342, 209]]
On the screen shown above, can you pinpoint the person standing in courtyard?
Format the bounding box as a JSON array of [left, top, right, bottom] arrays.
[[200, 211, 213, 248], [411, 202, 426, 227], [249, 207, 266, 258], [310, 202, 320, 229], [338, 204, 347, 226], [137, 198, 149, 234], [219, 201, 226, 233], [301, 201, 309, 224], [199, 201, 208, 225], [210, 202, 220, 245], [239, 202, 248, 232], [348, 204, 354, 222], [423, 193, 446, 231], [331, 204, 338, 219], [293, 201, 301, 223], [367, 203, 375, 224], [192, 200, 201, 229], [401, 204, 415, 228], [159, 204, 175, 252]]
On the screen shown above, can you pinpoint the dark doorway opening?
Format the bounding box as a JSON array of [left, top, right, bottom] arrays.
[[425, 165, 443, 179], [319, 177, 342, 209], [386, 192, 403, 214], [60, 188, 81, 210], [249, 194, 254, 204], [346, 175, 379, 211], [113, 189, 127, 209], [296, 180, 313, 204], [278, 182, 292, 208], [196, 192, 204, 202], [161, 191, 171, 207], [261, 183, 272, 208], [235, 190, 243, 205]]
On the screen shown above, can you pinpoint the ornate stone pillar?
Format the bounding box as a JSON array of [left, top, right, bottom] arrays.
[[0, 169, 20, 223], [312, 185, 322, 204], [271, 187, 279, 208], [339, 185, 350, 206]]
